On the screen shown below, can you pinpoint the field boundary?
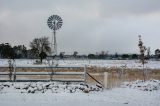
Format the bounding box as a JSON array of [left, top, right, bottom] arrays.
[[0, 65, 87, 83]]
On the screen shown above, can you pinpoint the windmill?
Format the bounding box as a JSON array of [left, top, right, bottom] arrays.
[[47, 15, 63, 65]]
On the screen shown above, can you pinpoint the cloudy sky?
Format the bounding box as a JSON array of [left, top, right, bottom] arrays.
[[0, 0, 160, 54]]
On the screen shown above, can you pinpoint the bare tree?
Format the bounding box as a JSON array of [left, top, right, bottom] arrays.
[[8, 59, 13, 80], [59, 52, 65, 59], [155, 49, 160, 59], [138, 35, 147, 81], [73, 51, 78, 58], [30, 37, 51, 63], [0, 43, 15, 59]]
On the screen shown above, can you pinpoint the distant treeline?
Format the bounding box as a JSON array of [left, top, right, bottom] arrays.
[[0, 43, 160, 60]]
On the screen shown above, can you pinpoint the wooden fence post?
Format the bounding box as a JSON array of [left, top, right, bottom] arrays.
[[84, 65, 87, 84], [104, 72, 109, 89], [13, 61, 16, 82]]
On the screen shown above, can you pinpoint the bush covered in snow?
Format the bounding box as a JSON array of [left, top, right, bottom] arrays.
[[122, 79, 160, 91], [0, 82, 103, 93]]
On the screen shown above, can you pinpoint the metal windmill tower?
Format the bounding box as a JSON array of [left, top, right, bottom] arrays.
[[47, 15, 63, 57]]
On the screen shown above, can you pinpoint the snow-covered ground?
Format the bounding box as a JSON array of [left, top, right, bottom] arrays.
[[0, 80, 160, 106], [1, 59, 160, 105], [0, 59, 160, 69], [122, 79, 160, 91]]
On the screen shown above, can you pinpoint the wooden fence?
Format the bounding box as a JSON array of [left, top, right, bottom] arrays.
[[0, 66, 87, 82]]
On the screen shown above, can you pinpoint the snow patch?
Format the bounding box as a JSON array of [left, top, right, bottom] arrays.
[[122, 79, 160, 91], [0, 82, 103, 94], [1, 59, 160, 69]]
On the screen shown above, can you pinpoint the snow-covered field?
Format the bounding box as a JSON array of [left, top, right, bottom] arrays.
[[0, 59, 160, 106], [0, 80, 160, 106], [0, 59, 160, 69]]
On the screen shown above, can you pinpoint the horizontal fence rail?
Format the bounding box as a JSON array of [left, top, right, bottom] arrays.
[[0, 72, 85, 75], [0, 79, 85, 82], [0, 66, 87, 83], [0, 66, 85, 68]]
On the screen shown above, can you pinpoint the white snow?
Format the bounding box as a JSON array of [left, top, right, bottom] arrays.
[[0, 82, 102, 93], [0, 59, 160, 69], [0, 59, 160, 106], [0, 81, 160, 106], [122, 79, 160, 91]]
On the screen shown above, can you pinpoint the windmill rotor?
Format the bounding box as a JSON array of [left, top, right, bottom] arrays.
[[47, 15, 63, 31]]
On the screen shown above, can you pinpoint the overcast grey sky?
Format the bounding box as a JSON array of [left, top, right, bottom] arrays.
[[0, 0, 160, 54]]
